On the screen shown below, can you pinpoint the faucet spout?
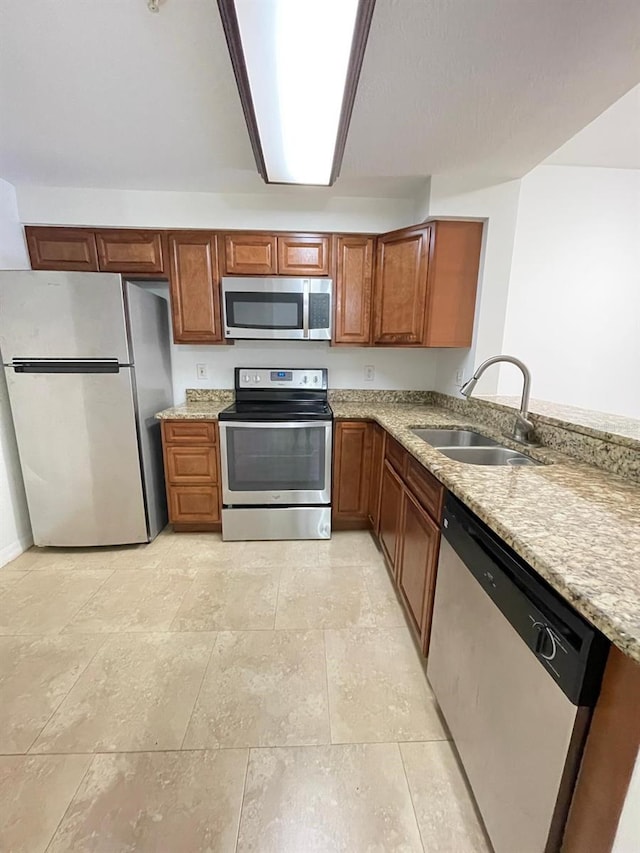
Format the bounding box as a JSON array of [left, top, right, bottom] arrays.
[[460, 355, 536, 445]]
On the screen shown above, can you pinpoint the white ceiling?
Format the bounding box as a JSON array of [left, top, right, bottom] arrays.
[[544, 84, 640, 169], [0, 0, 639, 197]]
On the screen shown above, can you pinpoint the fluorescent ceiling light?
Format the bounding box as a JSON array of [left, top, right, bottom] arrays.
[[218, 0, 375, 186]]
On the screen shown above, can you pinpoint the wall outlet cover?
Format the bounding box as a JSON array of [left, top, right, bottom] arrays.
[[196, 363, 208, 380], [364, 365, 375, 382]]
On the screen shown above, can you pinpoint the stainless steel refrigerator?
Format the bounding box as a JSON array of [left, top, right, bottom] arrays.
[[0, 271, 172, 547]]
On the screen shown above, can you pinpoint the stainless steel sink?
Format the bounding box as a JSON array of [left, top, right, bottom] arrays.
[[439, 447, 541, 466], [411, 428, 499, 447]]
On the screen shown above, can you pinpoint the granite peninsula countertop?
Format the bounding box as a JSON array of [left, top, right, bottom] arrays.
[[156, 399, 640, 663]]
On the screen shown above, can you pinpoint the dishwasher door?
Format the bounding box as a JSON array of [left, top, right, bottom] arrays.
[[428, 536, 588, 853]]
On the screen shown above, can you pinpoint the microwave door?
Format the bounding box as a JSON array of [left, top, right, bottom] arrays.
[[222, 278, 305, 340]]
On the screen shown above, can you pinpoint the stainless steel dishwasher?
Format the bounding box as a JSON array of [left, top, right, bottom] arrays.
[[427, 494, 609, 853]]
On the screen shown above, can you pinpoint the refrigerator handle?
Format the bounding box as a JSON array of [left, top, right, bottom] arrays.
[[11, 359, 121, 374]]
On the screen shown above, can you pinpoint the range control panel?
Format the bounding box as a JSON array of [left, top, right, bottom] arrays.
[[236, 368, 327, 389]]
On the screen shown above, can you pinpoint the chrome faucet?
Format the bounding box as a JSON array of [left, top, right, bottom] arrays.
[[460, 355, 536, 445]]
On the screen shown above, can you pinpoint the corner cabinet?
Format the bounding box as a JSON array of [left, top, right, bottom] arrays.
[[373, 219, 483, 347], [167, 232, 224, 344], [161, 419, 221, 531]]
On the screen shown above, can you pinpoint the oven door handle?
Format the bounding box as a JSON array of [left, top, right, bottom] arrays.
[[302, 279, 310, 339]]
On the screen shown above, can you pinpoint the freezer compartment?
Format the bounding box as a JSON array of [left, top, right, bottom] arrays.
[[5, 365, 149, 546], [0, 270, 131, 363]]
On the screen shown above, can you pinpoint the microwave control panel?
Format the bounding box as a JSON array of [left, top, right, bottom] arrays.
[[236, 368, 327, 389]]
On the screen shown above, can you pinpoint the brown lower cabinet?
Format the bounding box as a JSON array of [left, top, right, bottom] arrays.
[[161, 419, 221, 531], [332, 421, 373, 529], [332, 419, 444, 654], [398, 490, 440, 654]]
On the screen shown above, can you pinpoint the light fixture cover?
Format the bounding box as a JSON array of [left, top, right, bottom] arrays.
[[219, 0, 375, 186]]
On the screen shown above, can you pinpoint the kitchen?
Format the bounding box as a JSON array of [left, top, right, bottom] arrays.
[[1, 1, 639, 852]]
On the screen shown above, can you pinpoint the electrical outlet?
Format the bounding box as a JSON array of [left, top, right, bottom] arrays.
[[364, 365, 375, 382], [196, 363, 208, 380], [455, 369, 464, 386]]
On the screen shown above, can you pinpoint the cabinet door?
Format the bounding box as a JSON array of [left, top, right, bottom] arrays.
[[424, 220, 483, 347], [223, 233, 277, 275], [367, 423, 385, 532], [96, 229, 165, 274], [397, 489, 440, 651], [168, 486, 220, 523], [25, 226, 98, 272], [334, 236, 374, 344], [373, 225, 430, 345], [379, 460, 404, 575], [168, 232, 222, 344], [332, 421, 372, 528], [277, 234, 330, 275]]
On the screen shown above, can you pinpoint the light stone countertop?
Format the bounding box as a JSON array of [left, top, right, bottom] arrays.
[[156, 399, 640, 663]]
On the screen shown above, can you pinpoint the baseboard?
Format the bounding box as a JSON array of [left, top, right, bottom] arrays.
[[0, 533, 34, 568]]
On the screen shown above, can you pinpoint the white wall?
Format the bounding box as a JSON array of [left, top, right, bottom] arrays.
[[15, 185, 418, 234], [422, 176, 522, 396], [0, 179, 32, 566], [613, 748, 640, 853], [500, 166, 640, 418], [145, 283, 438, 399]]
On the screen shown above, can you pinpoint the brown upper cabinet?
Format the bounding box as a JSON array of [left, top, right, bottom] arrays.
[[25, 226, 99, 272], [167, 231, 223, 344], [373, 219, 483, 348], [277, 234, 330, 275], [95, 229, 165, 275], [223, 233, 277, 275], [26, 226, 165, 275], [222, 232, 330, 276], [334, 235, 375, 345]]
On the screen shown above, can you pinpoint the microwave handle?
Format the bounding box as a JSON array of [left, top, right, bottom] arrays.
[[302, 279, 310, 339]]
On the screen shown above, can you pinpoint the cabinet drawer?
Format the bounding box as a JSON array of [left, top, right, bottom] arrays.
[[168, 486, 220, 524], [405, 456, 444, 522], [165, 446, 218, 484], [163, 420, 216, 445], [385, 435, 407, 475]]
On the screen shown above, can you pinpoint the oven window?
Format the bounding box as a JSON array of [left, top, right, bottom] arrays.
[[225, 426, 326, 492], [225, 292, 303, 330]]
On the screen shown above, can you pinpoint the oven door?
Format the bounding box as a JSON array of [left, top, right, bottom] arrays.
[[219, 421, 332, 505]]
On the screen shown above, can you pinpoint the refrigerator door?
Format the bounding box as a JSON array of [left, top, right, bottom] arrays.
[[0, 270, 131, 364], [5, 364, 148, 546], [125, 283, 173, 539]]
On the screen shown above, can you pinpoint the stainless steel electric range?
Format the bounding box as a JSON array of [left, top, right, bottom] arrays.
[[218, 368, 333, 540]]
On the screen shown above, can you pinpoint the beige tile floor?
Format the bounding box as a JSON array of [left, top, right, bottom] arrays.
[[0, 529, 490, 853]]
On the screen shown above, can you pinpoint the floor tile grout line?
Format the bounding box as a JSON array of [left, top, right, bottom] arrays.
[[233, 747, 252, 853], [7, 738, 453, 760], [43, 752, 96, 853], [272, 564, 284, 630], [22, 634, 110, 755], [179, 631, 220, 750], [322, 629, 336, 745], [398, 741, 428, 853], [54, 567, 117, 634]]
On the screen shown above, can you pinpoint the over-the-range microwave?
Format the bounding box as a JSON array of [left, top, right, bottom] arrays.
[[222, 277, 332, 340]]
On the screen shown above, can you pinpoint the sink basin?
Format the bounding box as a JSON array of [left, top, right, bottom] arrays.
[[411, 428, 499, 447], [439, 447, 541, 466]]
